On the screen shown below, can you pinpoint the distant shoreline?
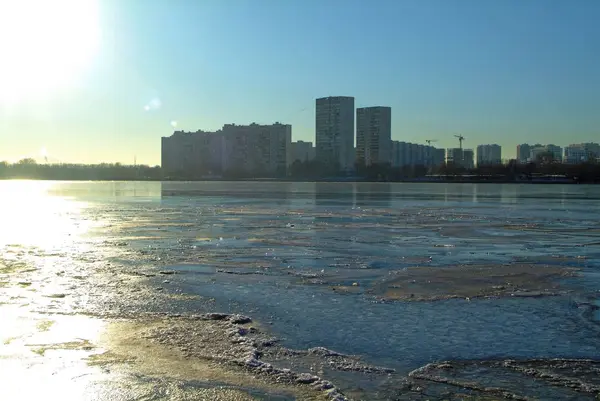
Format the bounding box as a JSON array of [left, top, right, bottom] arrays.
[[1, 177, 595, 184]]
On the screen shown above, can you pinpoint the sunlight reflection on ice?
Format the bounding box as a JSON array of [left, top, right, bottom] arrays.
[[0, 181, 91, 248], [0, 305, 106, 401]]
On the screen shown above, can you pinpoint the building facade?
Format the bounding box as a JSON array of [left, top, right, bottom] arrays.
[[356, 106, 391, 166], [221, 123, 292, 176], [391, 141, 410, 168], [446, 148, 462, 166], [564, 143, 600, 164], [476, 144, 502, 165], [529, 144, 562, 163], [529, 146, 546, 162], [391, 141, 445, 168], [291, 140, 315, 163], [429, 147, 446, 167], [315, 96, 355, 171], [446, 148, 474, 168], [564, 145, 588, 164], [516, 144, 531, 164], [463, 149, 475, 169], [545, 144, 563, 162], [161, 122, 291, 178], [583, 143, 600, 159], [161, 130, 225, 177]]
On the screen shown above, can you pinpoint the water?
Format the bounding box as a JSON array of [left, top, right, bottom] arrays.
[[1, 181, 599, 398]]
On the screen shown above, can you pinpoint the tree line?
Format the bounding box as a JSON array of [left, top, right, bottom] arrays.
[[289, 158, 600, 183], [0, 159, 162, 180], [2, 157, 600, 183]]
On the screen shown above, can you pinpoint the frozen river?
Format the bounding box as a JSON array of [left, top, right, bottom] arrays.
[[1, 181, 599, 400]]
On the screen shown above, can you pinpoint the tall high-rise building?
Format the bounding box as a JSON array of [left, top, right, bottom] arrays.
[[476, 144, 502, 165], [315, 96, 355, 171], [356, 106, 391, 166]]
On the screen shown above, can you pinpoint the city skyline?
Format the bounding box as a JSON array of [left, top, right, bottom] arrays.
[[162, 117, 600, 172], [1, 0, 600, 165]]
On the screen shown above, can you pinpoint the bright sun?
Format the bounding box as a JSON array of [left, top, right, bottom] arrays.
[[0, 0, 100, 104]]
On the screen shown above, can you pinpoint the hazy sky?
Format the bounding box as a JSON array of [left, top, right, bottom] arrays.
[[1, 0, 599, 164]]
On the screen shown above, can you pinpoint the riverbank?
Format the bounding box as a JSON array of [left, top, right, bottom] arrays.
[[0, 257, 348, 400], [3, 274, 599, 401]]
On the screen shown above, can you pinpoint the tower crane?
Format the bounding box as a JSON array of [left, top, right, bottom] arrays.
[[454, 134, 465, 150], [425, 139, 437, 145]]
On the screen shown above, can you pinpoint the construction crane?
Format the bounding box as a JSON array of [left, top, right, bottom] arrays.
[[454, 134, 465, 150], [425, 139, 437, 145]]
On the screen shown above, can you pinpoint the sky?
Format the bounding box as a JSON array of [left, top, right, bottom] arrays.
[[1, 0, 599, 165]]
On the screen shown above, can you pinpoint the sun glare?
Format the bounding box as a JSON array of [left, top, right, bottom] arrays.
[[0, 181, 83, 248], [0, 0, 101, 104]]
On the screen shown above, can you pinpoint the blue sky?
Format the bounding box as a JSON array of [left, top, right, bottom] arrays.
[[1, 0, 599, 164]]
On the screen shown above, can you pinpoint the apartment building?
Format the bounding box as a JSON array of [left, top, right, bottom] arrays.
[[356, 106, 391, 166], [476, 144, 502, 165], [315, 96, 355, 171], [161, 122, 291, 177], [446, 148, 474, 168], [291, 140, 315, 163], [391, 141, 445, 168]]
